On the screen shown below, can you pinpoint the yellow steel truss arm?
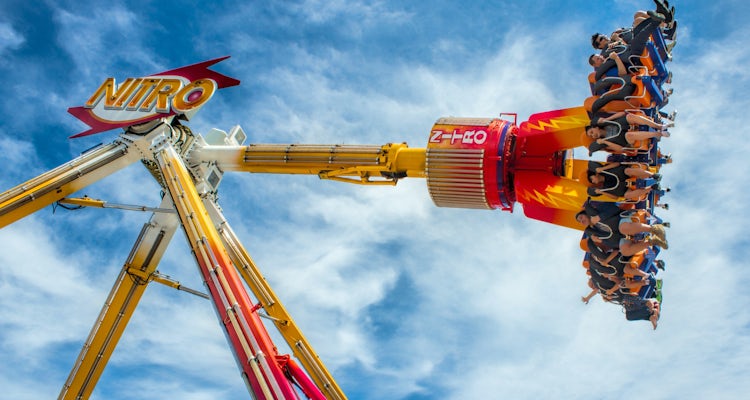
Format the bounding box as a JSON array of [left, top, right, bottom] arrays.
[[155, 140, 301, 398], [59, 197, 180, 400], [0, 142, 140, 228], [190, 142, 427, 184]]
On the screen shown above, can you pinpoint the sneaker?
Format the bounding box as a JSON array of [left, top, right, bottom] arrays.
[[648, 10, 666, 22], [664, 20, 678, 41], [650, 224, 667, 241], [653, 0, 670, 18], [654, 0, 675, 21], [650, 235, 669, 249], [666, 40, 677, 53]]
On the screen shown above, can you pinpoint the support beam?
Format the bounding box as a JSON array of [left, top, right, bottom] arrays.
[[59, 197, 179, 400], [154, 141, 319, 399], [0, 142, 140, 228], [205, 200, 347, 400]]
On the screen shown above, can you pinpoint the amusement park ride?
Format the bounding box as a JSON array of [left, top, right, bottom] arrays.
[[0, 5, 676, 399]]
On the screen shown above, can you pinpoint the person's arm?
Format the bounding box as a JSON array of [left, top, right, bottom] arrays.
[[607, 34, 625, 48], [625, 112, 664, 129], [603, 249, 620, 265], [597, 138, 625, 153], [605, 277, 621, 295], [595, 162, 621, 173], [609, 51, 628, 77], [593, 189, 619, 200], [594, 202, 624, 223], [619, 278, 645, 290], [599, 111, 625, 122], [582, 289, 598, 304]]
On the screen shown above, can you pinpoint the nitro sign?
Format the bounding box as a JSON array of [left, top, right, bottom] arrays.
[[85, 76, 216, 116], [430, 129, 488, 145], [68, 56, 240, 138]]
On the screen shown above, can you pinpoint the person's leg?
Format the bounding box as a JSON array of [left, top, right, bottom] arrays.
[[624, 166, 652, 179], [592, 83, 636, 114], [647, 299, 659, 329], [624, 188, 651, 201], [632, 12, 662, 41], [623, 264, 650, 279], [625, 112, 672, 129], [625, 130, 668, 144], [619, 239, 651, 256], [620, 278, 649, 291], [632, 11, 649, 27], [593, 75, 625, 93], [619, 220, 651, 236]]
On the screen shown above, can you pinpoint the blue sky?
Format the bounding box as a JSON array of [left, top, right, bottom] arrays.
[[1, 0, 750, 399]]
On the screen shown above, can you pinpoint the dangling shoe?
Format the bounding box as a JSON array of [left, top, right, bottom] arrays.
[[653, 0, 670, 17], [654, 0, 674, 23], [664, 20, 678, 41], [647, 10, 666, 22], [666, 40, 677, 53], [650, 235, 669, 250], [650, 224, 667, 241], [657, 151, 672, 164]]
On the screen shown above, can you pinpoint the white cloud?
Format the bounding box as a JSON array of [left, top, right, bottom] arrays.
[[0, 135, 40, 179], [0, 21, 24, 57], [51, 4, 161, 94]]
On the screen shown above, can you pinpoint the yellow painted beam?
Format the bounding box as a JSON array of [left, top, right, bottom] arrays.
[[156, 141, 300, 399], [0, 142, 139, 228], [59, 198, 179, 400], [192, 143, 426, 185]]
